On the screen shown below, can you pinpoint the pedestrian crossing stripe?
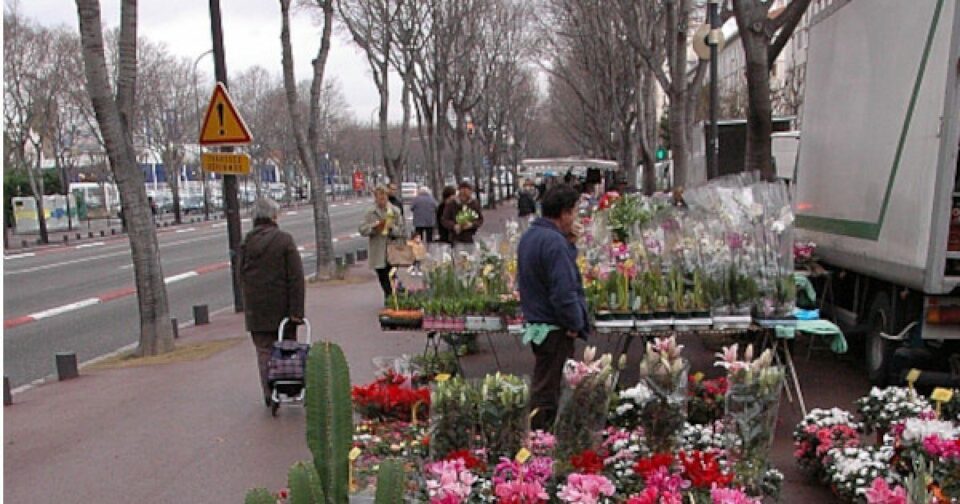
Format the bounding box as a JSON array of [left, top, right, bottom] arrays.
[[199, 82, 253, 146]]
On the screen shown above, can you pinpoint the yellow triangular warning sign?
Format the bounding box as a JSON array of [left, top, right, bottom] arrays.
[[199, 82, 253, 146]]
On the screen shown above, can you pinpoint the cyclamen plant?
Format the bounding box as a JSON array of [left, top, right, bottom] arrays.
[[636, 336, 689, 452], [792, 408, 862, 478], [855, 387, 932, 434]]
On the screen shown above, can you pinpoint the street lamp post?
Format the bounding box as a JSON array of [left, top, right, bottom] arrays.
[[708, 0, 720, 180], [193, 49, 213, 220]]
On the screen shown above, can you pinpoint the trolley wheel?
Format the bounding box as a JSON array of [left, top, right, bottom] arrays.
[[271, 400, 280, 417]]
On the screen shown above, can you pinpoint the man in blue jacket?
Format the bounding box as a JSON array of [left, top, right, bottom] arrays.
[[517, 184, 590, 430]]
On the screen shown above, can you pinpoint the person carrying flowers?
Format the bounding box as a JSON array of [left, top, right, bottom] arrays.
[[359, 185, 406, 301], [441, 180, 484, 249], [517, 184, 590, 431]]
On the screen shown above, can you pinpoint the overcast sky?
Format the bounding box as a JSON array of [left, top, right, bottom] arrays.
[[16, 0, 402, 122]]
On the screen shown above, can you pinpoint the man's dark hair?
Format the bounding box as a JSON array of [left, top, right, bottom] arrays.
[[541, 184, 580, 218]]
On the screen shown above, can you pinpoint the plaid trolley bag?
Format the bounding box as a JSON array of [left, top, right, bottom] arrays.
[[267, 317, 312, 416]]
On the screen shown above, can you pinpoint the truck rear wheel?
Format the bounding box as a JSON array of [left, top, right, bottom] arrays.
[[866, 294, 895, 385]]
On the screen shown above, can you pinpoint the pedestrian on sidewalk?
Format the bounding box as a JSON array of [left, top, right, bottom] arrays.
[[441, 181, 484, 250], [517, 178, 538, 220], [237, 197, 305, 406], [411, 186, 438, 243], [359, 185, 406, 301], [436, 185, 457, 244], [516, 184, 589, 431]]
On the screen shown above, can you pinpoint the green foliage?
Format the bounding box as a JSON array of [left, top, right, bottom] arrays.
[[288, 462, 326, 504], [373, 459, 407, 504], [306, 342, 352, 503], [244, 488, 278, 504]]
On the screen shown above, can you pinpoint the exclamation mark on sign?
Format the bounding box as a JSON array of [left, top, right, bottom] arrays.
[[216, 103, 225, 136]]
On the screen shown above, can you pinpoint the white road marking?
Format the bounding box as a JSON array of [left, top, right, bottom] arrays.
[[75, 242, 105, 249], [241, 218, 251, 223], [164, 271, 199, 284], [120, 264, 133, 270], [175, 227, 197, 233], [332, 238, 339, 243], [211, 222, 227, 228], [5, 253, 35, 259], [30, 298, 101, 320], [286, 211, 298, 216], [297, 246, 305, 251]]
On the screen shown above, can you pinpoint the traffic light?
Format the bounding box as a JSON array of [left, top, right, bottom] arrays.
[[655, 146, 667, 161]]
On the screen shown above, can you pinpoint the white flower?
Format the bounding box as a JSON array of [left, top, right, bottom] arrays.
[[901, 418, 959, 443]]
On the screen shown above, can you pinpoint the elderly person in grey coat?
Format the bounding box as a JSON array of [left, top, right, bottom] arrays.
[[410, 186, 438, 243], [359, 185, 406, 300], [238, 197, 305, 406]]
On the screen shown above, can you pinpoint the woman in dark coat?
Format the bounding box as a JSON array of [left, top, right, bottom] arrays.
[[435, 185, 457, 244], [238, 197, 305, 406]]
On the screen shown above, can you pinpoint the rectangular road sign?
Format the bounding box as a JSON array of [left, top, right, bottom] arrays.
[[201, 152, 251, 175]]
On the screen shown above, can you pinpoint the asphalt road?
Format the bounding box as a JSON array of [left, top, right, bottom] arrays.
[[3, 199, 379, 388]]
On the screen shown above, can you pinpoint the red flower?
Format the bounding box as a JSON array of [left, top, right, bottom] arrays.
[[679, 450, 733, 489], [570, 449, 605, 474], [633, 452, 674, 477], [444, 449, 487, 472]]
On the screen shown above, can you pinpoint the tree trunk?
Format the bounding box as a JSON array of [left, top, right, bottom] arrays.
[[164, 148, 182, 224], [669, 97, 688, 189], [738, 9, 774, 179], [76, 0, 174, 356], [25, 157, 50, 243]]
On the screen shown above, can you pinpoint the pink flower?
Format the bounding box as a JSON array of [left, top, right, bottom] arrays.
[[922, 435, 960, 460], [494, 480, 549, 503], [865, 477, 907, 504], [643, 466, 689, 495], [710, 487, 760, 504], [556, 473, 615, 503], [425, 458, 476, 503]]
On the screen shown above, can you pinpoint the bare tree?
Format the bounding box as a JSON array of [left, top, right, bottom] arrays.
[[338, 0, 413, 183], [773, 62, 805, 121], [278, 0, 337, 280], [75, 0, 174, 355], [731, 0, 812, 179]]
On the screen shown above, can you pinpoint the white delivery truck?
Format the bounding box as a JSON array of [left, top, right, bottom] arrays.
[[794, 0, 960, 385]]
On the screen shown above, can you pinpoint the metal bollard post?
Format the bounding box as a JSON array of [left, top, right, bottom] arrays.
[[171, 318, 179, 339], [63, 235, 70, 243], [111, 229, 116, 235], [193, 305, 209, 325], [356, 248, 368, 262], [76, 233, 81, 240], [88, 232, 94, 238], [100, 230, 105, 237], [4, 376, 11, 406], [55, 352, 79, 381], [345, 251, 356, 266], [21, 240, 27, 248], [335, 256, 344, 268]]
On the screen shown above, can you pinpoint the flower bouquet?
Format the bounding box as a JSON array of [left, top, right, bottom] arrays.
[[491, 456, 553, 503], [635, 336, 689, 452], [430, 376, 481, 459], [716, 344, 785, 495], [856, 386, 932, 436], [555, 347, 617, 461], [792, 408, 862, 479], [823, 445, 897, 502], [478, 373, 530, 463], [455, 206, 480, 229]]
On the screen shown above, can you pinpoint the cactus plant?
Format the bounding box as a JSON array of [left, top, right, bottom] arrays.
[[244, 488, 276, 504], [288, 461, 325, 504], [245, 342, 409, 503], [306, 342, 353, 503], [373, 459, 407, 504]]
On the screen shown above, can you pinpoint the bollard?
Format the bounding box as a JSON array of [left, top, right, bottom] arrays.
[[171, 318, 179, 339], [21, 240, 27, 248], [335, 256, 344, 268], [111, 229, 116, 235], [76, 233, 81, 240], [356, 248, 369, 262], [88, 232, 94, 238], [345, 251, 356, 266], [100, 230, 105, 237], [55, 352, 79, 381], [193, 305, 209, 325], [4, 376, 11, 406], [63, 235, 70, 243]]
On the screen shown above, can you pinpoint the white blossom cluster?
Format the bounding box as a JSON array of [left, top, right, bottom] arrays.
[[855, 387, 931, 431], [678, 422, 729, 452], [900, 417, 959, 444], [824, 446, 898, 499], [800, 408, 863, 430]]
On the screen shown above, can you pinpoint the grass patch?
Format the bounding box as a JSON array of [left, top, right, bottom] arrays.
[[85, 337, 244, 370]]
